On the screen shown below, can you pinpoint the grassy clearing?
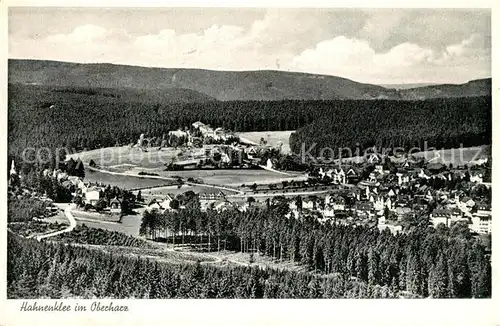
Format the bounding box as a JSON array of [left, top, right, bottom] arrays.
[[154, 168, 300, 186], [52, 224, 155, 248], [103, 246, 218, 265], [67, 146, 181, 169], [73, 213, 143, 237], [85, 169, 175, 189], [72, 144, 301, 188], [8, 220, 67, 238], [412, 146, 488, 166], [237, 130, 294, 154]]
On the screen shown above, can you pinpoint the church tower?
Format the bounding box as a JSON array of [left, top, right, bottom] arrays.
[[10, 160, 17, 176]]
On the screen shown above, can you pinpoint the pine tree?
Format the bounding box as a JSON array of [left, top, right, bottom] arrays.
[[428, 253, 448, 298]]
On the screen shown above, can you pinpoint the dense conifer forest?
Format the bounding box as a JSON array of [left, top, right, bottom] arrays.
[[8, 84, 491, 164], [139, 204, 491, 298], [52, 224, 155, 248], [290, 96, 491, 157], [8, 208, 490, 299], [8, 233, 403, 299]]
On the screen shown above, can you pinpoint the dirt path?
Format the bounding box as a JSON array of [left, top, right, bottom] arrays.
[[427, 151, 441, 163], [36, 204, 77, 241], [258, 164, 295, 176], [157, 243, 250, 267]]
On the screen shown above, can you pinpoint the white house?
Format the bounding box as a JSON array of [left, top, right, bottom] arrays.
[[159, 194, 175, 210], [324, 194, 346, 211], [84, 189, 101, 206], [200, 192, 226, 211], [110, 198, 122, 214], [332, 169, 346, 184], [470, 174, 484, 183], [396, 172, 410, 185], [470, 209, 491, 235]]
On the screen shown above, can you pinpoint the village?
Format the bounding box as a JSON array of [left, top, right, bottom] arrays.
[[142, 151, 492, 236], [9, 119, 492, 240]]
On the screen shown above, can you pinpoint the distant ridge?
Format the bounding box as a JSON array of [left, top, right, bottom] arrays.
[[379, 83, 439, 90], [398, 78, 492, 99], [8, 59, 491, 101]]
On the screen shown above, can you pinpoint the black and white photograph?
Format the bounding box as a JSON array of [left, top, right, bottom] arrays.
[[3, 3, 495, 310]]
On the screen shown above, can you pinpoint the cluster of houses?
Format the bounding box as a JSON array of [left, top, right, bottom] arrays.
[[41, 168, 124, 214], [288, 156, 492, 234], [147, 154, 492, 236], [166, 121, 239, 148], [146, 191, 242, 214]]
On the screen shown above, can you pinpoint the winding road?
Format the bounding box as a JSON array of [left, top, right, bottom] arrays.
[[36, 204, 77, 241], [258, 164, 295, 176], [427, 151, 441, 163]]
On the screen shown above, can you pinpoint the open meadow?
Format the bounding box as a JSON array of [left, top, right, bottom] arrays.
[[84, 169, 176, 189], [236, 130, 294, 154], [69, 143, 306, 191], [67, 145, 182, 169], [412, 145, 489, 166]]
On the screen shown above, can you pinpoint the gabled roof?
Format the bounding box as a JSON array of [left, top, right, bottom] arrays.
[[110, 197, 121, 204], [427, 163, 445, 171], [192, 121, 206, 128], [346, 168, 358, 175]]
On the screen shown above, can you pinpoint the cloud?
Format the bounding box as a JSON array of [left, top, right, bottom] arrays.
[[8, 9, 491, 84], [290, 34, 489, 84], [46, 24, 110, 43], [442, 34, 485, 60], [358, 10, 406, 50]]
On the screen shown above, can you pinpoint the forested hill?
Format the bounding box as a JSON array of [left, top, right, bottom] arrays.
[[289, 96, 491, 158], [8, 83, 216, 103], [9, 59, 491, 101], [8, 59, 397, 101], [397, 78, 492, 100], [8, 81, 491, 162]]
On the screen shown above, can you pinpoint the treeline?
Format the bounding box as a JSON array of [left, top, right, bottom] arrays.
[[7, 196, 49, 223], [290, 96, 491, 157], [8, 233, 400, 299], [140, 204, 491, 298], [52, 224, 155, 248], [11, 165, 73, 203], [74, 184, 137, 215], [8, 84, 490, 161]]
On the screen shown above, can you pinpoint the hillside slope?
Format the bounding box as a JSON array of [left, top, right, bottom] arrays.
[[399, 78, 491, 99], [7, 59, 397, 101], [8, 59, 491, 101]]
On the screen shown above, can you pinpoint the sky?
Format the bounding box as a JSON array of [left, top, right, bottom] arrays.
[[8, 7, 491, 84]]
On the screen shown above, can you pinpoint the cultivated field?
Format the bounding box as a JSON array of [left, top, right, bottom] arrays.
[[236, 130, 294, 154], [334, 145, 489, 166], [73, 213, 143, 237], [67, 146, 181, 169], [412, 146, 489, 166], [70, 144, 304, 188], [85, 169, 175, 189], [152, 168, 303, 186]]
